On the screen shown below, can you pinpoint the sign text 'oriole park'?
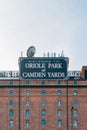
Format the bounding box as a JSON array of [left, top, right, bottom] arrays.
[[19, 57, 69, 80]]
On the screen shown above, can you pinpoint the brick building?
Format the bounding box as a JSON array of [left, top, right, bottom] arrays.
[[0, 50, 87, 130]]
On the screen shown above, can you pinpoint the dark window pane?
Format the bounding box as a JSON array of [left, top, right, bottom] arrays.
[[9, 100, 14, 106], [9, 109, 14, 117], [41, 90, 46, 96], [26, 120, 30, 126], [41, 119, 46, 126], [25, 110, 30, 116]]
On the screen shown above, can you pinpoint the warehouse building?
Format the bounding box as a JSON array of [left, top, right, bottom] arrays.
[[0, 46, 87, 130]]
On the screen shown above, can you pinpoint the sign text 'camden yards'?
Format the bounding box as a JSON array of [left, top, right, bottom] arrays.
[[19, 57, 69, 79]]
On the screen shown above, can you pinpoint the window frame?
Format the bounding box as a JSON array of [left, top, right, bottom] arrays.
[[41, 109, 46, 116], [26, 120, 30, 127], [9, 100, 14, 106], [58, 119, 62, 126], [57, 90, 62, 95], [25, 100, 30, 106], [58, 109, 62, 116], [9, 120, 14, 126], [25, 109, 30, 117], [41, 90, 46, 96], [41, 119, 46, 127], [73, 119, 78, 126], [73, 109, 78, 116], [73, 90, 78, 95], [26, 90, 30, 96], [57, 100, 62, 106], [41, 100, 46, 106], [73, 100, 78, 106], [9, 109, 14, 117], [9, 90, 14, 96]]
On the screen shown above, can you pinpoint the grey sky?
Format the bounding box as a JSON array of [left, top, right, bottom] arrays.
[[0, 0, 87, 70]]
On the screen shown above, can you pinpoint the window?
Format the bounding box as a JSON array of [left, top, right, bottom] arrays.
[[41, 119, 46, 127], [41, 109, 46, 116], [58, 110, 62, 116], [26, 81, 29, 85], [73, 109, 78, 116], [85, 70, 87, 79], [26, 120, 30, 126], [10, 81, 13, 85], [58, 120, 62, 126], [57, 90, 62, 95], [9, 100, 14, 106], [57, 100, 62, 106], [42, 81, 45, 85], [73, 119, 78, 126], [73, 100, 78, 106], [9, 120, 14, 126], [41, 90, 46, 96], [10, 90, 14, 96], [9, 109, 14, 117], [73, 90, 78, 95], [25, 110, 30, 116], [26, 90, 30, 96], [74, 80, 77, 85], [58, 80, 61, 85], [26, 100, 30, 106], [41, 100, 46, 106]]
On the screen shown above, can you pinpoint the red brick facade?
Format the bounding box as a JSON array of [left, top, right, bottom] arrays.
[[0, 77, 87, 130]]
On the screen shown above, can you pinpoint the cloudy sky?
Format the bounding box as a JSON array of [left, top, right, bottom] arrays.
[[0, 0, 87, 71]]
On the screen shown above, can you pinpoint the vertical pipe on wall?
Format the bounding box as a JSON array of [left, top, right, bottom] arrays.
[[71, 106, 74, 130], [19, 79, 20, 130], [66, 80, 68, 130]]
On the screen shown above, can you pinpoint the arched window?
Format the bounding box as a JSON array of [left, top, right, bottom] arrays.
[[9, 100, 14, 106], [41, 109, 46, 116]]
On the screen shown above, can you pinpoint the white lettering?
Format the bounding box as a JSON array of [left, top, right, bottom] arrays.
[[48, 63, 62, 69], [47, 72, 65, 78], [22, 72, 46, 78], [25, 63, 45, 69]]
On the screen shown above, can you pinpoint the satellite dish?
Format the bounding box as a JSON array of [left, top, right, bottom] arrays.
[[27, 46, 36, 57]]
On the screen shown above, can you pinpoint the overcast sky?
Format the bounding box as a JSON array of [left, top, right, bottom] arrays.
[[0, 0, 87, 71]]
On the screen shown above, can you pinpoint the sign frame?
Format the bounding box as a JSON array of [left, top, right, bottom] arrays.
[[19, 57, 69, 80]]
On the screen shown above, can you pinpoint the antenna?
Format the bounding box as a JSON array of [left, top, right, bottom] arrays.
[[54, 53, 56, 57], [47, 52, 50, 57], [21, 51, 23, 57], [61, 50, 64, 57], [43, 53, 46, 57], [51, 53, 53, 57]]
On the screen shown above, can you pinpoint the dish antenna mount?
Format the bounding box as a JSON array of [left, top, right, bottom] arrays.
[[27, 46, 36, 57]]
